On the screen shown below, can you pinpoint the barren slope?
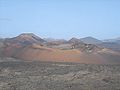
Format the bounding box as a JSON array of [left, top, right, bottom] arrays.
[[11, 44, 120, 64]]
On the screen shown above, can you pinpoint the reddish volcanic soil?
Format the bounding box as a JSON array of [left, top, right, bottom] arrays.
[[2, 33, 120, 64], [9, 44, 119, 64], [15, 45, 81, 62]]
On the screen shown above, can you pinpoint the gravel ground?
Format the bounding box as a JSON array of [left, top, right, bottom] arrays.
[[0, 58, 120, 90]]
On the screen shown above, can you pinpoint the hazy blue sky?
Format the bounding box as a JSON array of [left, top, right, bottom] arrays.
[[0, 0, 120, 39]]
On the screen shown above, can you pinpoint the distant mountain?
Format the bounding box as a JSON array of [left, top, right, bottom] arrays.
[[5, 33, 45, 45], [100, 37, 120, 52], [103, 37, 120, 44], [68, 37, 83, 44], [2, 33, 46, 57], [99, 42, 120, 52], [44, 38, 67, 45], [44, 38, 57, 42], [80, 37, 102, 44], [44, 38, 66, 42]]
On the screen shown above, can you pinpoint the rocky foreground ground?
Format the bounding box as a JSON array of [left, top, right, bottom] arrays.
[[0, 58, 120, 90]]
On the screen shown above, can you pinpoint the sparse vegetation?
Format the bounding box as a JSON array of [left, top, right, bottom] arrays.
[[0, 58, 120, 90]]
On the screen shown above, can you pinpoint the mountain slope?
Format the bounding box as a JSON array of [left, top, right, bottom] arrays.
[[103, 37, 120, 43], [11, 43, 120, 64], [80, 37, 102, 44], [5, 33, 45, 45], [68, 37, 83, 44], [99, 42, 120, 52], [1, 33, 120, 64]]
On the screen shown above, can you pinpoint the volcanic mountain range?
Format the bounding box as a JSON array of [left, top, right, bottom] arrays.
[[0, 33, 120, 64]]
